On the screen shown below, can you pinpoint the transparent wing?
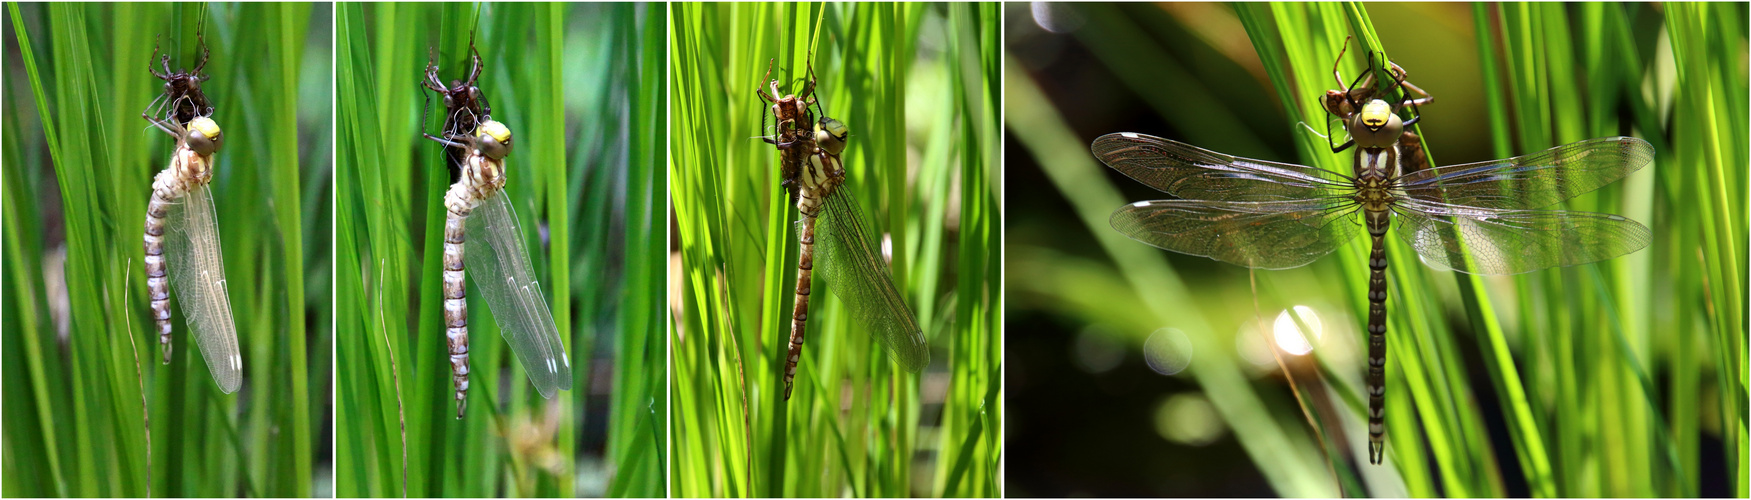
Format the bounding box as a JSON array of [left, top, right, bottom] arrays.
[[1092, 132, 1352, 201], [1393, 199, 1651, 275], [163, 184, 242, 394], [465, 190, 572, 398], [1110, 198, 1363, 270], [810, 190, 930, 372], [1396, 136, 1654, 209]]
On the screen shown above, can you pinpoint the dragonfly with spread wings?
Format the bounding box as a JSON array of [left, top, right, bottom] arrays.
[[1094, 50, 1653, 465]]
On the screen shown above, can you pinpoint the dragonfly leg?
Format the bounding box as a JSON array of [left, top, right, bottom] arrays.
[[149, 35, 172, 80], [191, 25, 210, 75]]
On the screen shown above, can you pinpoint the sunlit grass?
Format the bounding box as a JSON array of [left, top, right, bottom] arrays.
[[333, 2, 666, 497], [2, 2, 330, 497], [1008, 2, 1744, 497], [670, 2, 1002, 497]]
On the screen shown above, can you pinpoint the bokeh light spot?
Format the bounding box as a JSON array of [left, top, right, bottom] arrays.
[[1143, 328, 1192, 376], [1072, 326, 1125, 374], [1273, 305, 1323, 355], [1153, 393, 1225, 446]]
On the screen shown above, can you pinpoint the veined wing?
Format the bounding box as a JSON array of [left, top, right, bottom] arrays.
[[1092, 132, 1352, 201], [465, 190, 572, 398], [163, 184, 243, 394], [1393, 198, 1651, 275], [1396, 136, 1654, 209], [1110, 198, 1362, 270], [811, 190, 929, 372]]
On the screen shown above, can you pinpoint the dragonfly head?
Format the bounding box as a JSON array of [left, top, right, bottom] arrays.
[[475, 120, 513, 160], [1350, 99, 1403, 148], [186, 116, 223, 155], [816, 117, 849, 156]]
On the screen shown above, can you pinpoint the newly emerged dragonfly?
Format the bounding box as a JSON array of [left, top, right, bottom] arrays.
[[758, 63, 929, 400], [1094, 51, 1653, 465], [141, 94, 242, 394], [423, 106, 571, 419]]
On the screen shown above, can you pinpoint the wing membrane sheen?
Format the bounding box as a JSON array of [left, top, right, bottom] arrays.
[[164, 184, 243, 394], [811, 190, 930, 372], [465, 190, 572, 398]]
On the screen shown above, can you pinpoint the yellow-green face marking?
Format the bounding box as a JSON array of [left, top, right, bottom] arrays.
[[475, 120, 513, 160]]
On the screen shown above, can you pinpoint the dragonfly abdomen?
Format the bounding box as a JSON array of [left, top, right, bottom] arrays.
[[1365, 210, 1390, 465], [786, 191, 826, 400], [443, 203, 473, 419], [143, 160, 207, 365], [144, 190, 176, 364]]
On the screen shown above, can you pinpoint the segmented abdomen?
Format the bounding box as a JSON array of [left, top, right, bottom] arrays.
[[785, 191, 824, 400], [144, 190, 177, 364], [444, 207, 472, 419], [1364, 211, 1390, 465]]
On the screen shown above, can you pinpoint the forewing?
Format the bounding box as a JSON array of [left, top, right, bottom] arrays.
[[1397, 136, 1653, 209], [163, 184, 243, 394], [1393, 199, 1651, 275], [810, 190, 930, 372], [465, 191, 572, 398], [1091, 132, 1350, 201], [1110, 199, 1361, 270]]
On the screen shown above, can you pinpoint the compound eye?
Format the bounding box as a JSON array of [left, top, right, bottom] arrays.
[[186, 116, 223, 155], [475, 120, 513, 160], [815, 117, 850, 155]]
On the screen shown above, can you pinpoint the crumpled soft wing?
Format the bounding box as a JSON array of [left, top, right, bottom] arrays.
[[465, 190, 572, 398], [163, 184, 243, 394], [810, 190, 930, 372]]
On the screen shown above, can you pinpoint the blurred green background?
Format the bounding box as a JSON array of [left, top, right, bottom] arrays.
[[670, 2, 1001, 497], [333, 2, 665, 497], [3, 2, 331, 497], [1006, 2, 1744, 497]]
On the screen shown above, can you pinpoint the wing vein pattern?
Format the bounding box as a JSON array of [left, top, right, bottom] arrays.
[[464, 190, 572, 398], [164, 184, 243, 393], [812, 190, 929, 372]]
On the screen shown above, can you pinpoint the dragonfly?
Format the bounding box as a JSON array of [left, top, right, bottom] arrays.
[[148, 24, 215, 127], [1093, 50, 1653, 465], [758, 63, 930, 400], [422, 101, 571, 420], [141, 93, 242, 394]]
